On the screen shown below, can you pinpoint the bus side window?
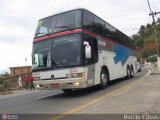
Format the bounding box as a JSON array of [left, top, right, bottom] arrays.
[[83, 10, 94, 32], [94, 16, 105, 36]]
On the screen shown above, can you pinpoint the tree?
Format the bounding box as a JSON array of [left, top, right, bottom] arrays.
[[0, 72, 10, 78], [131, 34, 139, 40], [138, 25, 145, 37], [157, 18, 160, 24], [146, 23, 153, 35], [131, 18, 160, 57]]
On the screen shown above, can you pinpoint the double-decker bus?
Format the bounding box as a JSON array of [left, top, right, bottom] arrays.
[[32, 9, 137, 92]]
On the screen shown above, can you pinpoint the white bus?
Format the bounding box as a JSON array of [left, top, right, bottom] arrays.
[[32, 9, 137, 92]]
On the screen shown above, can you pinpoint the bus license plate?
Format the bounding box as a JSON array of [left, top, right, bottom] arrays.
[[50, 84, 59, 88]]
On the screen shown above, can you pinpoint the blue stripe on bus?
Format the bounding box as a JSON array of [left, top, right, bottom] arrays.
[[114, 45, 131, 66]]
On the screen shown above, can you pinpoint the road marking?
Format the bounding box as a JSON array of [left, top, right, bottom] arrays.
[[50, 70, 149, 120], [34, 92, 62, 100]]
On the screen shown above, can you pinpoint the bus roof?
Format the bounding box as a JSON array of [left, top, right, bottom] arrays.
[[38, 8, 133, 42]]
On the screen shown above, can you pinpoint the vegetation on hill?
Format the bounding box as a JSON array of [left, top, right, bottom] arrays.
[[131, 18, 160, 62], [132, 18, 160, 50]]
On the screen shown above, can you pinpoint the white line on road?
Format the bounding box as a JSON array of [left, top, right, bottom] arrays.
[[34, 92, 63, 100]]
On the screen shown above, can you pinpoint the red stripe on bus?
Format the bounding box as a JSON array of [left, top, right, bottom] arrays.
[[33, 28, 136, 51], [82, 29, 97, 38]]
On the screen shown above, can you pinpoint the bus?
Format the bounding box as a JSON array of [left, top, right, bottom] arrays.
[[32, 9, 137, 92]]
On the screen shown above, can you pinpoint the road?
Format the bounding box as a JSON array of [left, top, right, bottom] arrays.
[[0, 69, 160, 120]]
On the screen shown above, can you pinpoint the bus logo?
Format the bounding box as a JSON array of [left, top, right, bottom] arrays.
[[114, 45, 131, 66]]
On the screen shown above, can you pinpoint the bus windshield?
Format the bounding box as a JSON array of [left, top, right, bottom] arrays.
[[32, 34, 82, 70], [34, 10, 81, 38]]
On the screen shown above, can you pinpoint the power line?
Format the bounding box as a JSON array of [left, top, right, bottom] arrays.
[[147, 0, 152, 12]]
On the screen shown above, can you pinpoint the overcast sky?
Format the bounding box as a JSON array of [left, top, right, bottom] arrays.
[[0, 0, 160, 72]]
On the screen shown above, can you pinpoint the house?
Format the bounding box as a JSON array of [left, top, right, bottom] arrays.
[[10, 66, 32, 77]]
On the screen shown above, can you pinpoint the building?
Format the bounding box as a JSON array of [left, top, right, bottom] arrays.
[[10, 66, 32, 77]]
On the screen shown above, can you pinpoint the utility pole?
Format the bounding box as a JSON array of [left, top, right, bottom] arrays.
[[147, 0, 160, 67]]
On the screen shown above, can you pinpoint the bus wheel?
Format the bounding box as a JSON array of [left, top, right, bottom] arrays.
[[99, 69, 108, 89], [130, 67, 134, 78], [126, 67, 131, 79], [62, 89, 72, 93]]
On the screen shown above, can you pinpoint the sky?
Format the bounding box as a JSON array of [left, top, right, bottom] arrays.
[[0, 0, 160, 73]]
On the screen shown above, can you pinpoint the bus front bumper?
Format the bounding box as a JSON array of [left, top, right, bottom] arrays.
[[33, 78, 87, 90]]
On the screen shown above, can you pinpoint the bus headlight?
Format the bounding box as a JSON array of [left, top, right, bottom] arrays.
[[67, 82, 80, 87], [74, 82, 80, 86]]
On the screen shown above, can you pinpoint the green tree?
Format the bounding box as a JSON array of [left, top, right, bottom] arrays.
[[138, 25, 145, 37], [0, 72, 10, 78], [157, 18, 160, 24], [146, 23, 153, 36]]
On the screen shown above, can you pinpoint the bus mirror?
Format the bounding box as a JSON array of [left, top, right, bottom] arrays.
[[83, 41, 91, 59]]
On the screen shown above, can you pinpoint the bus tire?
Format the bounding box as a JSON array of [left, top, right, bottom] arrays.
[[126, 67, 131, 79], [130, 66, 134, 78], [99, 69, 109, 89], [62, 89, 72, 93]]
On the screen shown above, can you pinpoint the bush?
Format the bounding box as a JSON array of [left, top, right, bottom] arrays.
[[3, 81, 12, 91], [146, 54, 157, 62], [137, 57, 141, 62], [150, 54, 157, 62]]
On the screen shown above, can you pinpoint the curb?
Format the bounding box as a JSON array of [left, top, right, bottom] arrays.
[[0, 91, 13, 95], [0, 89, 28, 95], [144, 67, 160, 75], [150, 72, 160, 75]]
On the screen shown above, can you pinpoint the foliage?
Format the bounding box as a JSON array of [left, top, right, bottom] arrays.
[[0, 72, 11, 92], [137, 56, 141, 62], [3, 81, 12, 90], [132, 18, 160, 49], [0, 72, 10, 78], [145, 54, 157, 62], [132, 18, 160, 60]]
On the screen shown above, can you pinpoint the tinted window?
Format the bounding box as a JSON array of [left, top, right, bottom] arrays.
[[83, 10, 94, 32], [32, 40, 52, 70], [104, 23, 111, 38], [104, 23, 117, 40], [94, 16, 105, 36], [52, 34, 82, 67], [35, 10, 81, 38], [32, 34, 83, 70]]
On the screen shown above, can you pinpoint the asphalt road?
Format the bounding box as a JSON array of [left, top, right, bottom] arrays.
[[1, 69, 157, 120]]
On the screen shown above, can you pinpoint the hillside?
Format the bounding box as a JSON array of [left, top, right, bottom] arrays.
[[132, 18, 160, 57]]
